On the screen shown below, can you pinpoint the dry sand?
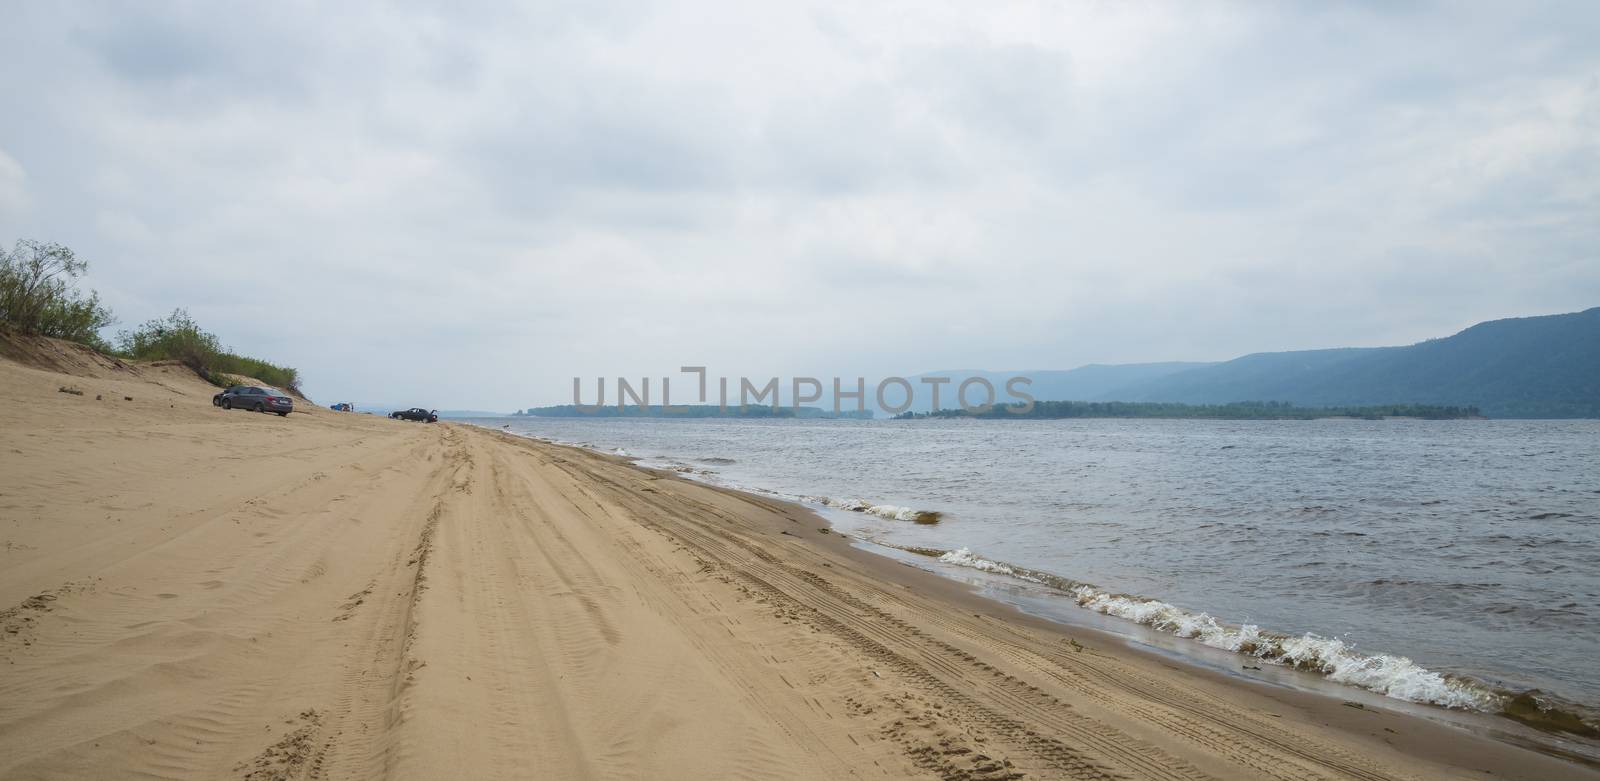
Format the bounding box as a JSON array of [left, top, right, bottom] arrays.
[[1, 346, 1595, 780]]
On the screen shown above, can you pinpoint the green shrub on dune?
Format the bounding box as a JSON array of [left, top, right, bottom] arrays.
[[4, 239, 301, 395], [116, 309, 301, 394]]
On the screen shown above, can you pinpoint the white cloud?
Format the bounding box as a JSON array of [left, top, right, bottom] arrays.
[[1, 1, 1596, 408]]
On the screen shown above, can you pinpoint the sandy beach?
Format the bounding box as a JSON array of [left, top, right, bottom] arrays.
[[0, 348, 1594, 780]]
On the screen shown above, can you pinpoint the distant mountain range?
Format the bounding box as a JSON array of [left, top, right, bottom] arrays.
[[922, 307, 1599, 419], [506, 308, 1597, 420]]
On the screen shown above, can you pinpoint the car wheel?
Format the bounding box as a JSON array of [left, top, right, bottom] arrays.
[[254, 403, 264, 412], [277, 411, 289, 417], [222, 399, 232, 410]]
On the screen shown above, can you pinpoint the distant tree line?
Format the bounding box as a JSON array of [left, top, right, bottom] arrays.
[[895, 400, 1483, 420], [515, 404, 873, 419], [0, 239, 301, 393]]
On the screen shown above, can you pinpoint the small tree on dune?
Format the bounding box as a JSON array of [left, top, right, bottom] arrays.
[[0, 239, 115, 348]]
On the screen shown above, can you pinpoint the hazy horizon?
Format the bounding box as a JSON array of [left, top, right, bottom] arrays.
[[3, 3, 1596, 409]]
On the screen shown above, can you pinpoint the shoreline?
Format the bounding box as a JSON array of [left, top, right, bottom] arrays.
[[864, 541, 1600, 767], [2, 357, 1596, 779], [491, 422, 1600, 757], [501, 425, 1600, 769]]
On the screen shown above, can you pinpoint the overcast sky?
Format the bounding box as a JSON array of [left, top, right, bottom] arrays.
[[1, 2, 1596, 409]]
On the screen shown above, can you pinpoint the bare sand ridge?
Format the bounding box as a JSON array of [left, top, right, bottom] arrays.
[[1, 350, 1594, 780]]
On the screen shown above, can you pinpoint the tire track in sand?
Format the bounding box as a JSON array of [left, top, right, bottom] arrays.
[[538, 450, 1211, 781]]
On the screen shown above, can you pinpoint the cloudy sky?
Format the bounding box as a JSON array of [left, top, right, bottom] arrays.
[[1, 2, 1596, 409]]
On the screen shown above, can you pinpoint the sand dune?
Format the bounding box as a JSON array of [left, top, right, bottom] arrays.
[[1, 355, 1594, 780]]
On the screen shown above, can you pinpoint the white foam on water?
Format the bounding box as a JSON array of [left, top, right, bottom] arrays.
[[939, 547, 1021, 575], [803, 495, 939, 523], [865, 504, 924, 521], [932, 547, 1503, 712]]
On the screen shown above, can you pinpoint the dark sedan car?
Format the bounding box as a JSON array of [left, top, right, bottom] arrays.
[[390, 407, 438, 423], [217, 385, 294, 416], [212, 385, 245, 406]]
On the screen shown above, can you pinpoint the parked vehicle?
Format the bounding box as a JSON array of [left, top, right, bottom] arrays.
[[212, 385, 246, 406], [390, 407, 438, 423], [218, 386, 294, 417], [329, 402, 354, 412]]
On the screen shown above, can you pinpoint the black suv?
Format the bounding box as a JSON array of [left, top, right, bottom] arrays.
[[390, 408, 438, 423], [215, 386, 294, 416]]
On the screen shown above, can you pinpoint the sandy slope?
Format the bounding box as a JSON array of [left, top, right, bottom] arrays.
[[0, 355, 1594, 780]]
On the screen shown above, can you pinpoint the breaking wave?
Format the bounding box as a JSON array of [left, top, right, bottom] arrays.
[[1070, 587, 1494, 710], [803, 495, 942, 524], [930, 548, 1596, 737]]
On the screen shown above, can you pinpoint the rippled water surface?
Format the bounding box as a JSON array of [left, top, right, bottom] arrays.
[[480, 416, 1600, 710]]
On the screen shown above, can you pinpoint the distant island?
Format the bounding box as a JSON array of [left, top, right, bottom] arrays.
[[894, 401, 1482, 420], [514, 404, 873, 419]]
